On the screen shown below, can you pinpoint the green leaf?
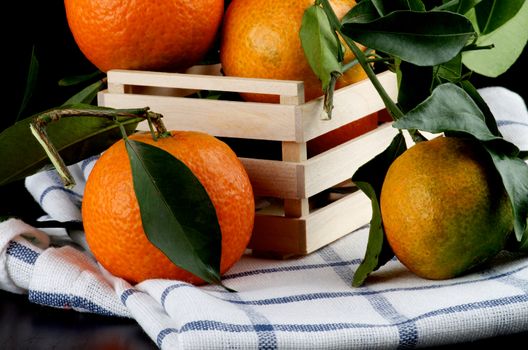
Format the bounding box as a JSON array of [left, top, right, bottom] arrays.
[[319, 0, 343, 33], [126, 139, 225, 288], [368, 0, 425, 16], [506, 216, 528, 252], [439, 0, 483, 14], [0, 108, 141, 186], [519, 219, 528, 251], [62, 79, 104, 106], [342, 10, 476, 66], [352, 133, 407, 287], [16, 46, 39, 122], [406, 0, 425, 11], [300, 5, 343, 92], [342, 0, 380, 24], [344, 0, 425, 25], [58, 71, 103, 87], [483, 147, 528, 242], [433, 53, 463, 83], [462, 1, 528, 77], [474, 0, 525, 34], [393, 83, 515, 155], [370, 0, 385, 17]]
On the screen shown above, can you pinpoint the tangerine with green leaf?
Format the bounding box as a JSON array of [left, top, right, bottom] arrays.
[[220, 0, 367, 103], [380, 136, 513, 279], [82, 131, 255, 284]]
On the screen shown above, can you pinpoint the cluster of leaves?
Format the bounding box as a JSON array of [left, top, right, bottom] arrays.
[[300, 0, 528, 286]]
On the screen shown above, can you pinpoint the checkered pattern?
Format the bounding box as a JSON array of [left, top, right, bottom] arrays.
[[1, 87, 527, 349]]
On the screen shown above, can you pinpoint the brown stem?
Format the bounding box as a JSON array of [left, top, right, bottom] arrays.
[[30, 122, 75, 188], [30, 107, 167, 188], [322, 72, 339, 120]]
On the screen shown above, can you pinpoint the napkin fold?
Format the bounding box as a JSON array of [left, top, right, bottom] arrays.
[[478, 86, 528, 151], [0, 87, 527, 349]]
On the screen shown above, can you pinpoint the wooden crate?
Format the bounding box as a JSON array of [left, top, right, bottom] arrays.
[[97, 68, 399, 257]]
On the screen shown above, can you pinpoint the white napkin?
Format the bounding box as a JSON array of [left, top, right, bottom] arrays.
[[0, 87, 526, 349], [478, 87, 528, 151]]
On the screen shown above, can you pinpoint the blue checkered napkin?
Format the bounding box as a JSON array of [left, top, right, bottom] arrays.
[[0, 87, 526, 349], [2, 219, 528, 349], [121, 235, 528, 349], [479, 87, 528, 151]]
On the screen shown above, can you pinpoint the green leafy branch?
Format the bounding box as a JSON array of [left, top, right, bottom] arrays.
[[301, 0, 528, 286], [0, 103, 231, 290]]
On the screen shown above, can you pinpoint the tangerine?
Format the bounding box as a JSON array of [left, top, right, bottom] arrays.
[[64, 0, 224, 72], [380, 136, 513, 279], [82, 131, 255, 284], [220, 0, 367, 103]]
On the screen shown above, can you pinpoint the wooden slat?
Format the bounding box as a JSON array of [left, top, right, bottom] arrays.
[[281, 142, 307, 162], [98, 91, 299, 141], [107, 69, 304, 97], [303, 123, 398, 198], [300, 71, 398, 141], [107, 82, 125, 94], [249, 190, 371, 254], [239, 158, 302, 199], [281, 142, 309, 217], [304, 190, 371, 253], [238, 125, 395, 201], [249, 213, 308, 254]]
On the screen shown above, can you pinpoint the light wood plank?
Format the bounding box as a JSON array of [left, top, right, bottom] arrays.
[[281, 142, 309, 217], [281, 142, 307, 162], [283, 199, 309, 218], [303, 123, 398, 198], [249, 214, 308, 254], [107, 69, 304, 97], [304, 190, 371, 253], [107, 82, 125, 94], [99, 91, 298, 141], [300, 71, 398, 141], [248, 190, 371, 255], [239, 158, 302, 199], [279, 90, 304, 106]]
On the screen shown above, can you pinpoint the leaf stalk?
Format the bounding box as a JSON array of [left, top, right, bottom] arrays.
[[318, 0, 405, 121], [30, 107, 166, 187]]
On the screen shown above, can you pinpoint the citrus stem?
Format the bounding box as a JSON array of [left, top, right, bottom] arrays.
[[30, 107, 167, 188], [340, 48, 379, 72], [30, 122, 75, 188], [322, 72, 339, 120], [318, 0, 404, 121], [346, 39, 404, 121], [461, 43, 495, 52], [318, 0, 427, 143]]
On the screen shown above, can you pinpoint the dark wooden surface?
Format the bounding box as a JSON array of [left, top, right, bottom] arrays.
[[0, 290, 156, 350]]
